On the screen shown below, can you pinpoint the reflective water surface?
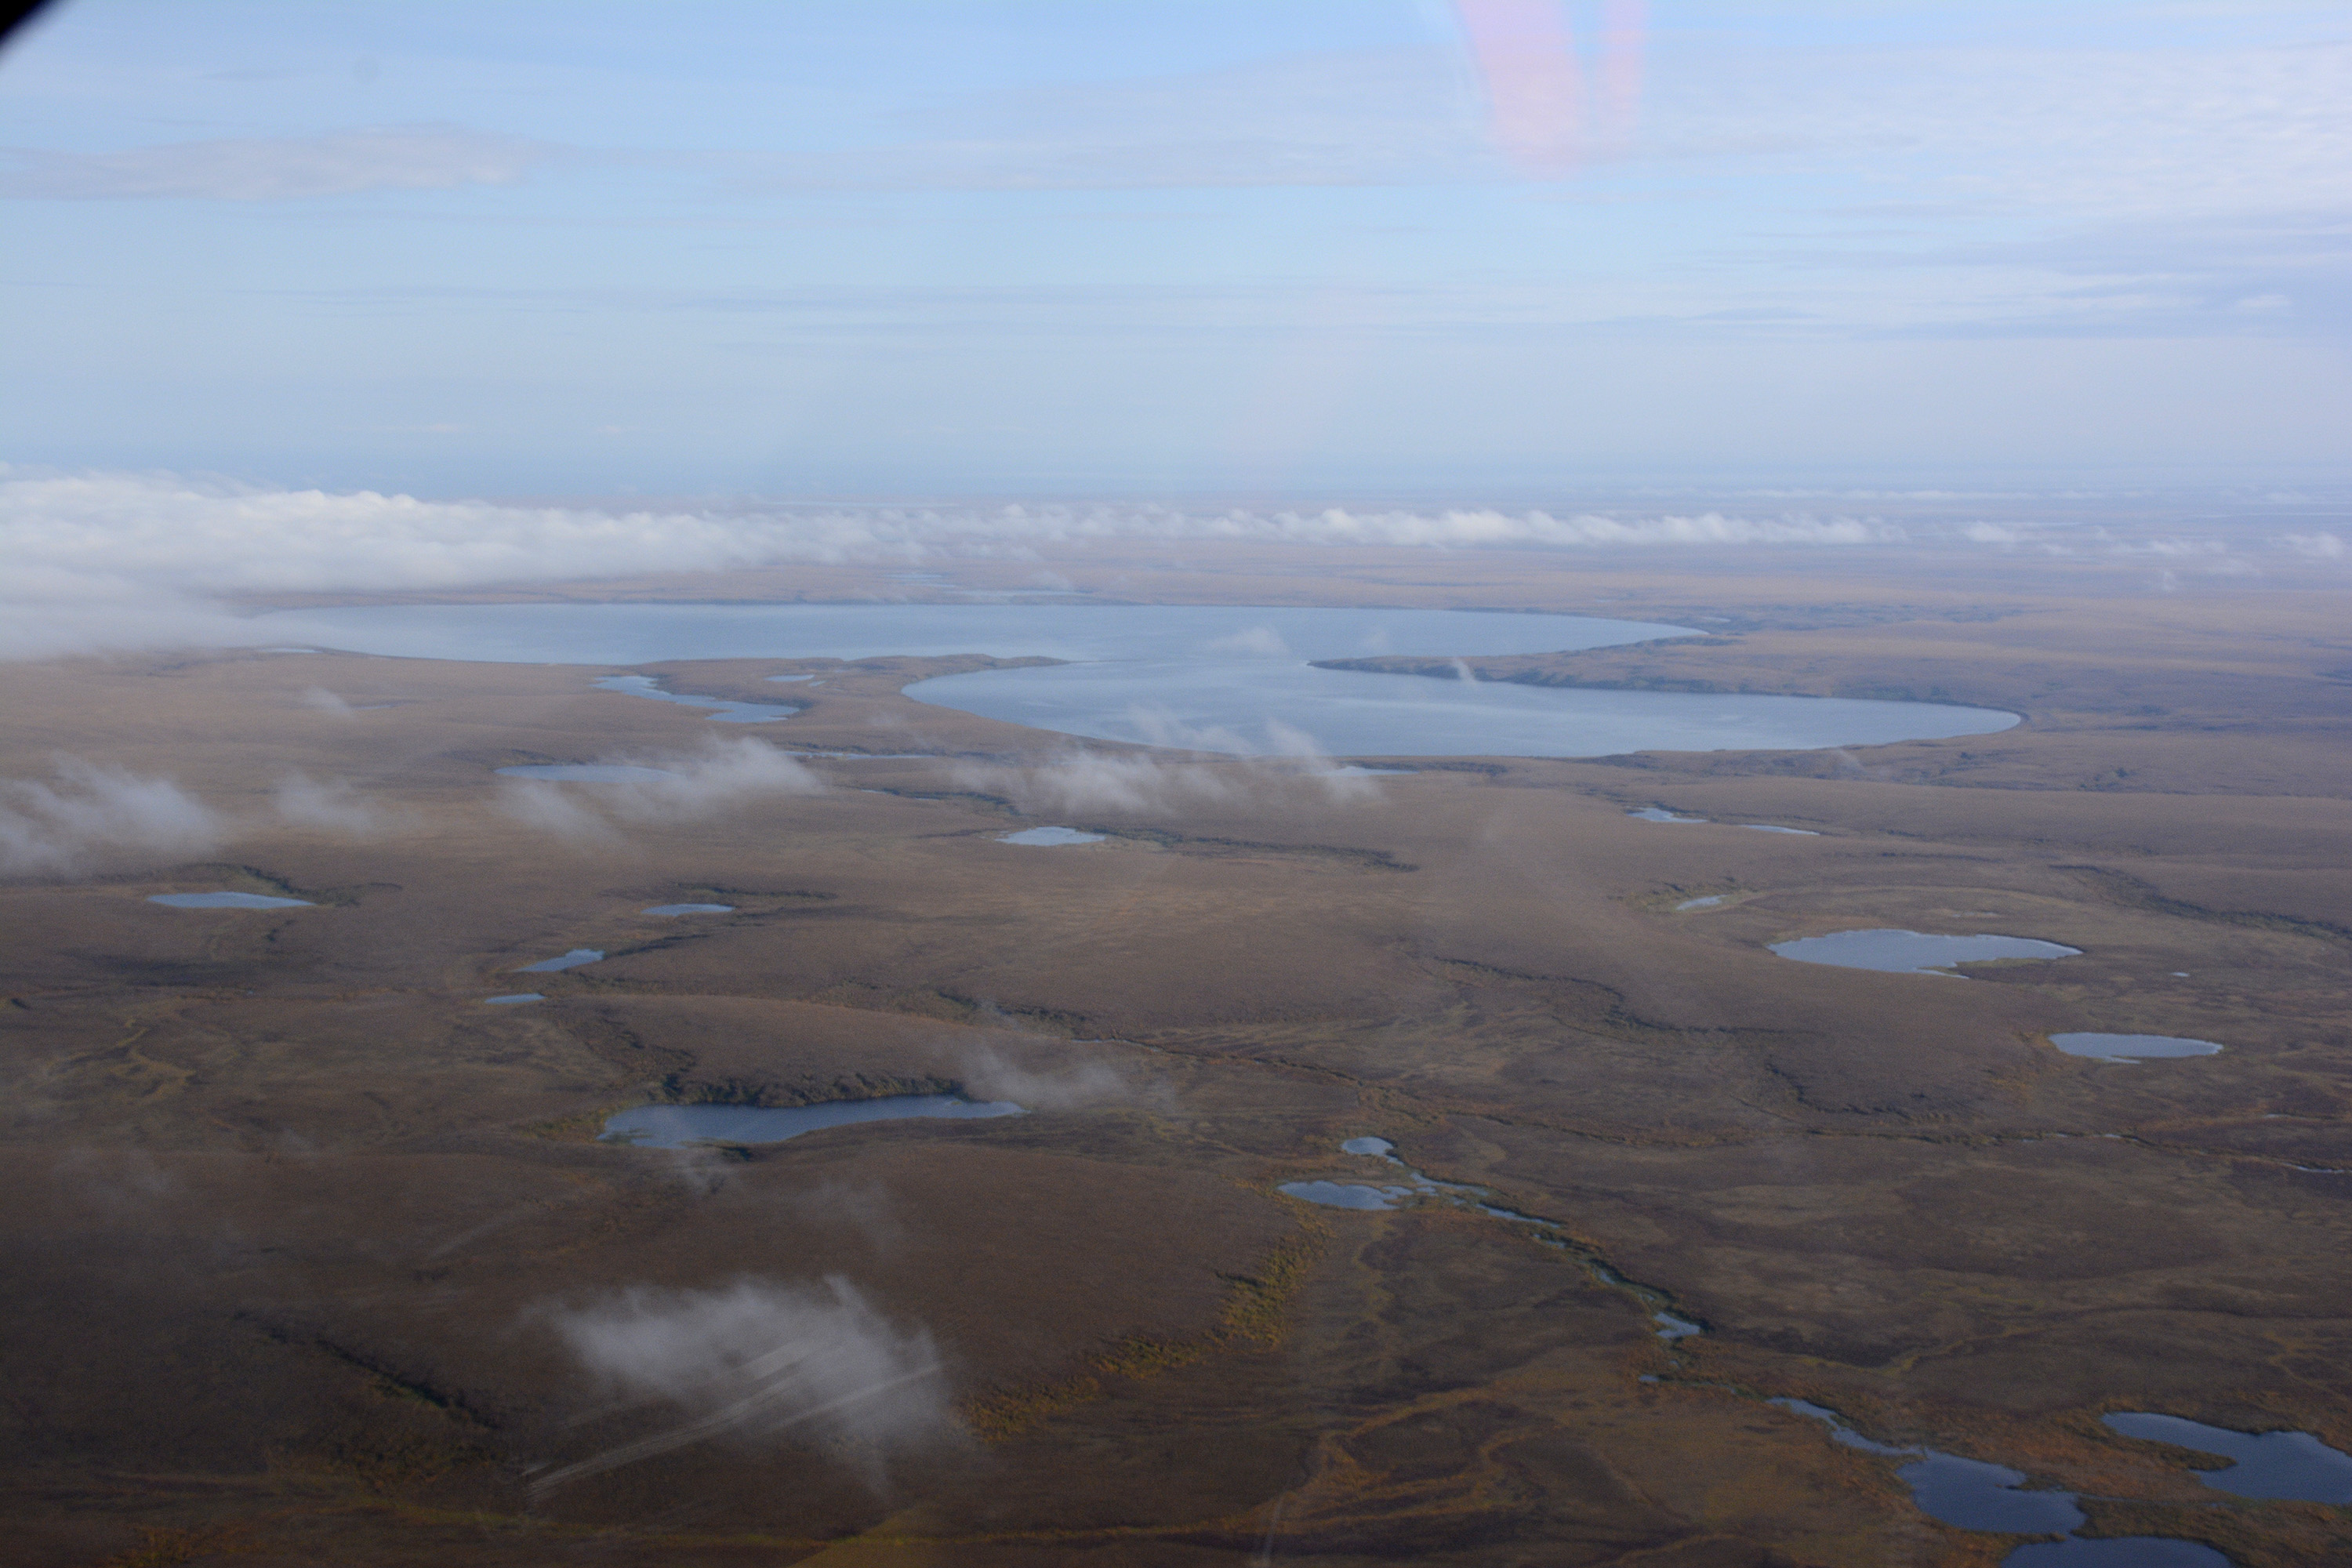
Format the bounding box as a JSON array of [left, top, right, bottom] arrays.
[[1769, 929, 2082, 976], [148, 891, 314, 909], [601, 1094, 1026, 1149]]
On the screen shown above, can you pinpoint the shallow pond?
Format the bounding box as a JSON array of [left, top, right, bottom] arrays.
[[517, 949, 602, 974], [485, 993, 543, 1005], [1277, 1180, 1413, 1210], [1630, 807, 1708, 823], [1742, 824, 1820, 836], [1769, 929, 2082, 976], [997, 826, 1106, 846], [642, 903, 733, 916], [496, 763, 677, 782], [1676, 895, 1726, 911], [148, 891, 314, 909], [601, 1094, 1025, 1149], [248, 603, 2020, 760], [2051, 1033, 2223, 1063], [591, 673, 801, 724], [2103, 1412, 2352, 1503]]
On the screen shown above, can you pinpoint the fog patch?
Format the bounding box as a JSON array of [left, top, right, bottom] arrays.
[[273, 772, 394, 837], [535, 1277, 955, 1492], [499, 738, 819, 843], [956, 1044, 1136, 1112], [298, 685, 354, 717], [950, 725, 1377, 815], [2, 756, 223, 874]]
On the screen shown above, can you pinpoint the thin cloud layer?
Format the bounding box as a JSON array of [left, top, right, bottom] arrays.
[[499, 739, 824, 844], [0, 125, 557, 201], [2, 757, 224, 875], [2, 465, 1907, 659], [535, 1276, 954, 1492]]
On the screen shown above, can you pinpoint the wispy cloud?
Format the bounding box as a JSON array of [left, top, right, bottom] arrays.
[[535, 1277, 954, 1492], [1, 465, 1901, 659], [1, 757, 223, 874], [272, 771, 394, 837], [499, 739, 823, 844], [0, 125, 558, 201]]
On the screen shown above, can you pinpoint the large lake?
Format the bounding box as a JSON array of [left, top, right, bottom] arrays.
[[244, 603, 2021, 760]]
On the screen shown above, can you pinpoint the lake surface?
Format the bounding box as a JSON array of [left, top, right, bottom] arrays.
[[997, 826, 1106, 846], [485, 993, 543, 1005], [517, 948, 602, 973], [248, 603, 2020, 760], [2051, 1033, 2223, 1063], [148, 891, 314, 909], [497, 764, 677, 782], [2103, 1412, 2352, 1503], [1769, 929, 2082, 976], [643, 903, 733, 916], [592, 673, 801, 723], [601, 1094, 1025, 1149]]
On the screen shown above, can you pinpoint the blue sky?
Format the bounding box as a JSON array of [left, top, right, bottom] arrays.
[[2, 1, 2347, 497]]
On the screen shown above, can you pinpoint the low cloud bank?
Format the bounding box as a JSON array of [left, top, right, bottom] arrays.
[[949, 721, 1379, 815], [2, 757, 224, 873], [535, 1276, 953, 1492], [4, 465, 1897, 659], [499, 739, 823, 844]]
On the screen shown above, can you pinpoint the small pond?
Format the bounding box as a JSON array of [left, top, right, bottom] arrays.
[[997, 826, 1106, 846], [1629, 807, 1708, 823], [592, 673, 802, 724], [1743, 824, 1820, 836], [497, 764, 678, 782], [643, 903, 733, 916], [485, 993, 543, 1005], [517, 949, 603, 974], [2051, 1034, 2223, 1063], [601, 1094, 1025, 1149], [1677, 895, 1726, 911], [1769, 929, 2082, 976], [148, 891, 314, 909], [2103, 1412, 2352, 1503]]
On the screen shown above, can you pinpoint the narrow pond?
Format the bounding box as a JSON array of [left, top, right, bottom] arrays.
[[642, 903, 733, 916], [244, 603, 2020, 760], [1769, 930, 2082, 976], [148, 891, 314, 909], [601, 1094, 1025, 1149], [2051, 1033, 2223, 1063], [517, 949, 603, 974], [591, 673, 800, 723], [997, 826, 1106, 846]]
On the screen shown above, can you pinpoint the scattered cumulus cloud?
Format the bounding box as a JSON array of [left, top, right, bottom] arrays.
[[534, 1276, 954, 1493], [1, 757, 223, 874], [0, 125, 558, 201], [2280, 531, 2343, 557]]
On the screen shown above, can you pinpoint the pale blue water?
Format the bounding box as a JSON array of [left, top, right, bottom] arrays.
[[245, 603, 2020, 760], [496, 764, 676, 782], [1278, 1180, 1410, 1210], [517, 949, 602, 974], [601, 1094, 1025, 1149], [2103, 1412, 2352, 1503], [1630, 807, 1708, 822], [2051, 1033, 2223, 1063], [591, 673, 801, 723], [485, 993, 543, 1005], [1769, 930, 2082, 975], [643, 903, 733, 916], [1743, 824, 1820, 835], [997, 826, 1106, 845], [148, 891, 313, 909]]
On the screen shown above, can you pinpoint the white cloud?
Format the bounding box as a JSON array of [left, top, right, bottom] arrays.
[[499, 739, 823, 844], [2280, 531, 2344, 557], [1, 757, 223, 874], [0, 465, 1896, 659], [0, 125, 557, 201], [535, 1276, 953, 1493], [273, 771, 392, 836]]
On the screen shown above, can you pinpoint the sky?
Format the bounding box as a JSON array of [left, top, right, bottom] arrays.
[[0, 0, 2346, 503]]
